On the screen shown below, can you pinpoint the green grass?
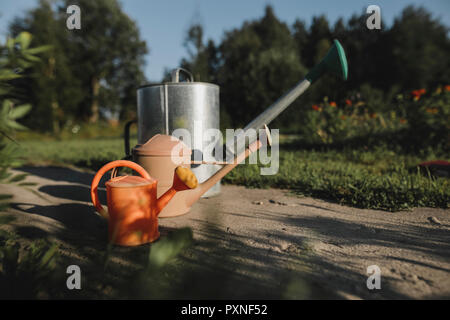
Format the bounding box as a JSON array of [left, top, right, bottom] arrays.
[[223, 147, 449, 211], [15, 137, 450, 212], [16, 137, 137, 169]]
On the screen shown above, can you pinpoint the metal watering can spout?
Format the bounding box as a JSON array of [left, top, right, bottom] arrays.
[[90, 160, 197, 246]]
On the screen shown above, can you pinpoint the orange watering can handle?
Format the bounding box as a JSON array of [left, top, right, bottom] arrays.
[[90, 160, 151, 217]]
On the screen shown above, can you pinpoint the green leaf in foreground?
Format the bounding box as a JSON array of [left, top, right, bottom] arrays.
[[148, 228, 193, 268], [16, 31, 32, 50], [39, 243, 58, 268], [5, 119, 28, 131], [0, 70, 21, 81], [23, 45, 53, 55], [8, 104, 31, 120]]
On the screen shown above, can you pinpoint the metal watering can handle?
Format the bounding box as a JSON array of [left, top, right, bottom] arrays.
[[124, 119, 137, 158], [90, 160, 151, 218], [171, 68, 194, 82]]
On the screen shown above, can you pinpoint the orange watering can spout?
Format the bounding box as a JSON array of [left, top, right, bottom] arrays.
[[155, 167, 198, 214]]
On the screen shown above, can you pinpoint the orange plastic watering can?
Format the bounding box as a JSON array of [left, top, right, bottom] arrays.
[[90, 160, 197, 246]]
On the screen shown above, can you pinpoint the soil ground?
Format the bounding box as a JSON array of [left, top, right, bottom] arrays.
[[1, 165, 449, 299]]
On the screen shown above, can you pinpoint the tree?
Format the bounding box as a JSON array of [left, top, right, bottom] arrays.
[[388, 6, 450, 90], [180, 24, 218, 83], [60, 0, 148, 122], [292, 19, 308, 61], [302, 15, 331, 68], [9, 0, 148, 130], [217, 6, 306, 128], [178, 4, 449, 133]]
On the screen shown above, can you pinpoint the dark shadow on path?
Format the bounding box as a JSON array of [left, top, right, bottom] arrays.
[[10, 202, 106, 242], [18, 166, 95, 186], [38, 184, 106, 203]]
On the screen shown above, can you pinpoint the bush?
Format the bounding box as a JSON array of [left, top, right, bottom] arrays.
[[296, 85, 450, 155], [298, 96, 405, 145], [401, 86, 450, 153]]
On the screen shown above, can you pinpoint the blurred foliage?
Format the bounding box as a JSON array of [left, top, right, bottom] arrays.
[[401, 87, 450, 153], [0, 227, 60, 299], [0, 31, 47, 212], [148, 228, 193, 268], [0, 31, 43, 137], [296, 86, 449, 154], [123, 228, 194, 298], [0, 221, 195, 299], [0, 216, 60, 299]]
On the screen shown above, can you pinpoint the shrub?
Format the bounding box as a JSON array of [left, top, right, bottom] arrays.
[[296, 85, 449, 156]]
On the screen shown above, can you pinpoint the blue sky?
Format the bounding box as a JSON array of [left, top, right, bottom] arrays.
[[0, 0, 449, 81]]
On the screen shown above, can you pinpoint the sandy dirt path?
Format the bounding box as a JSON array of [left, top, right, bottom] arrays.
[[0, 166, 449, 299]]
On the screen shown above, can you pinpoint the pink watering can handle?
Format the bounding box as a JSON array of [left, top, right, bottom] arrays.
[[90, 160, 151, 218]]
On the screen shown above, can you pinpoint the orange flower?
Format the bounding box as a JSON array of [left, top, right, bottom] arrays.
[[312, 105, 322, 112], [370, 113, 377, 119], [426, 108, 438, 114], [411, 89, 426, 100], [399, 118, 407, 124], [329, 101, 337, 107], [445, 85, 450, 92], [345, 99, 352, 106]]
